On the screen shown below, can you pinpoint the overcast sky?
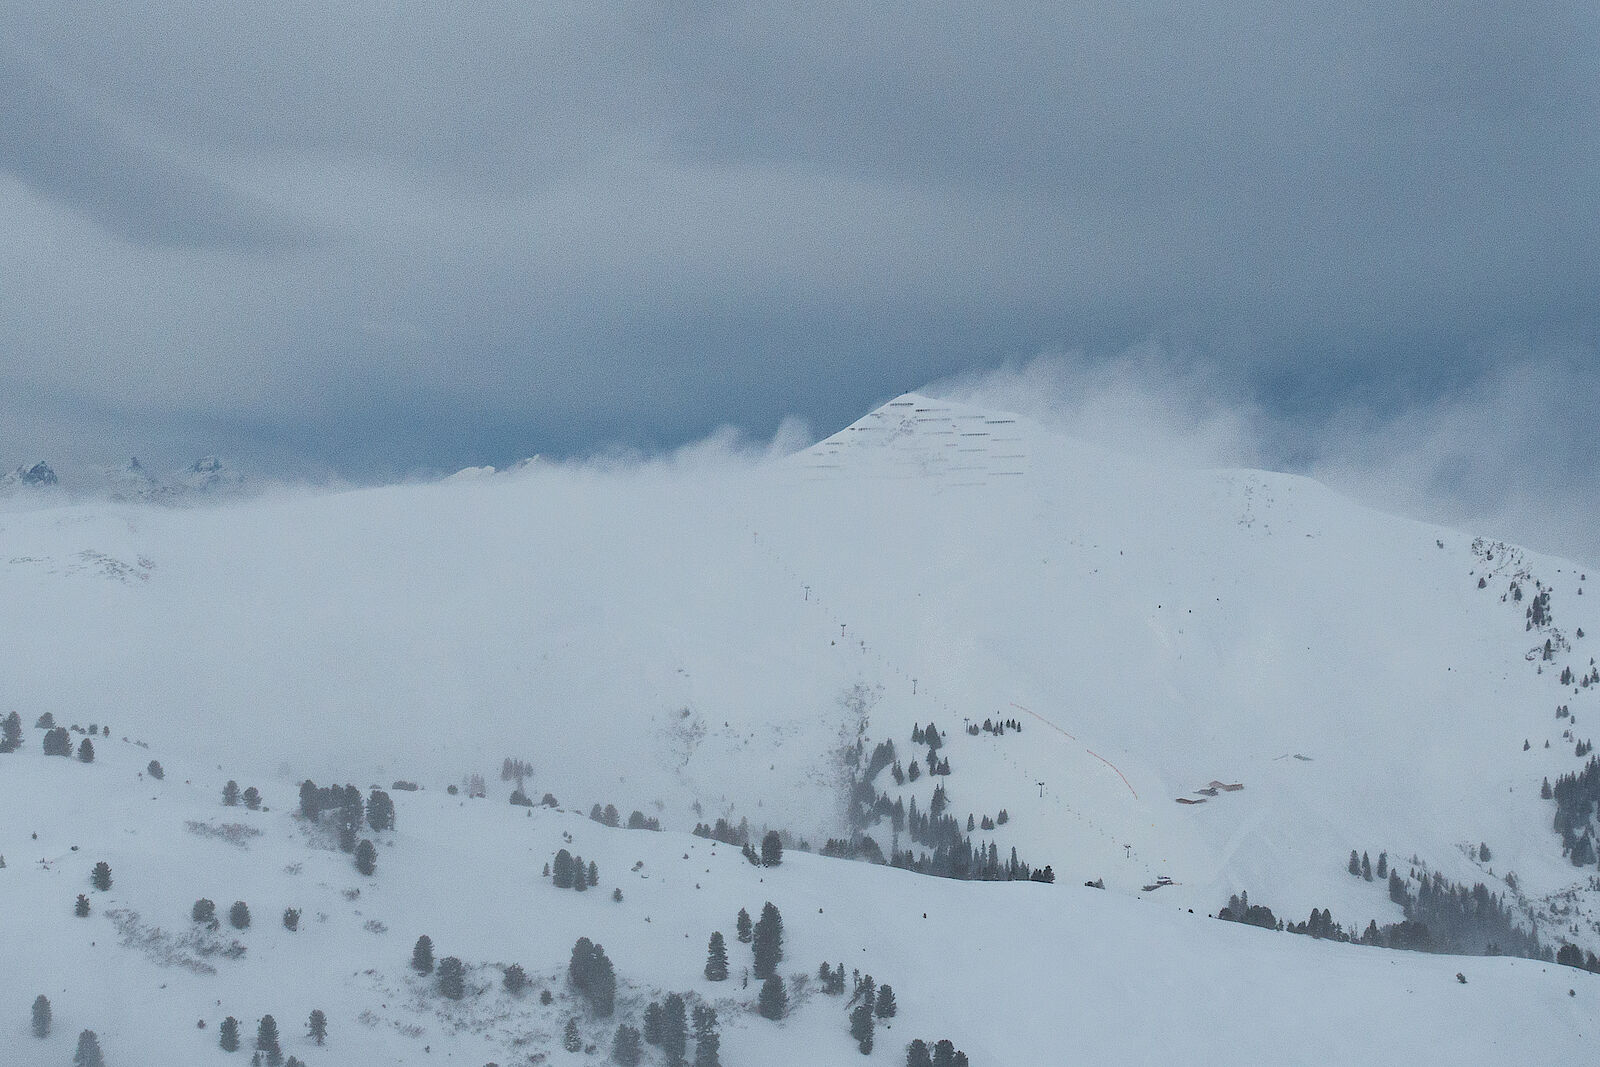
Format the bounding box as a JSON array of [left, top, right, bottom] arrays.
[[2, 3, 1597, 550]]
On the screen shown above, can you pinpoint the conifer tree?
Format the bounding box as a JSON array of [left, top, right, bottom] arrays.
[[1361, 852, 1373, 880], [692, 1004, 721, 1067], [588, 859, 600, 887], [193, 898, 217, 924], [503, 963, 527, 994], [590, 946, 617, 1017], [705, 931, 729, 981], [91, 861, 112, 891], [932, 1038, 958, 1067], [875, 983, 897, 1018], [438, 956, 465, 999], [74, 894, 91, 917], [761, 830, 783, 867], [366, 788, 395, 831], [77, 738, 94, 762], [224, 780, 241, 806], [243, 786, 261, 810], [1348, 850, 1360, 876], [612, 1023, 643, 1066], [73, 1029, 105, 1067], [31, 993, 51, 1037], [906, 1038, 933, 1067], [662, 992, 689, 1065], [230, 900, 251, 929], [553, 849, 575, 888], [308, 1009, 327, 1045], [757, 975, 787, 1020], [43, 727, 71, 756], [283, 907, 300, 931], [0, 710, 21, 752], [752, 902, 784, 979], [256, 1015, 282, 1065], [299, 780, 320, 819], [355, 838, 377, 876], [643, 1001, 664, 1045], [736, 907, 753, 943], [220, 1016, 240, 1051], [412, 934, 435, 974], [850, 1003, 874, 1054], [564, 1018, 582, 1052], [1377, 851, 1388, 879]]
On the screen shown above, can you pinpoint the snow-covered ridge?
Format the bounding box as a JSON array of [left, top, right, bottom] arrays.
[[3, 391, 1600, 1060]]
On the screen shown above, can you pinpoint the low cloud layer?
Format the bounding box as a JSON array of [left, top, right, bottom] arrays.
[[1, 3, 1595, 521], [933, 349, 1600, 567]]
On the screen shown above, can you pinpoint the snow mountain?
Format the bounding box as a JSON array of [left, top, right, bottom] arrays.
[[3, 391, 1599, 1063]]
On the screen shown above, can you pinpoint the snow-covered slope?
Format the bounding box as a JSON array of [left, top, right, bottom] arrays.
[[4, 391, 1600, 1061], [3, 731, 1596, 1067]]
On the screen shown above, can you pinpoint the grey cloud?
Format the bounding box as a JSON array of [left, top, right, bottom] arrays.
[[0, 45, 307, 248], [0, 0, 1594, 510]]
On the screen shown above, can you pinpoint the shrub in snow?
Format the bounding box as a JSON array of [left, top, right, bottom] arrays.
[[32, 994, 51, 1037], [230, 901, 251, 929]]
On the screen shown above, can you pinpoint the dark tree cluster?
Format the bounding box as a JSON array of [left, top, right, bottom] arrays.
[[1550, 756, 1600, 866], [692, 816, 751, 845], [43, 727, 72, 756], [691, 1004, 722, 1067], [500, 756, 532, 787], [1223, 872, 1544, 961], [1555, 942, 1600, 973], [297, 780, 379, 851], [1346, 850, 1374, 880], [821, 836, 887, 864], [221, 780, 262, 809], [626, 809, 662, 831], [552, 848, 598, 891], [644, 993, 689, 1064], [864, 739, 897, 782], [568, 937, 617, 1017], [905, 1037, 970, 1066], [1, 710, 22, 752], [590, 803, 622, 827]]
